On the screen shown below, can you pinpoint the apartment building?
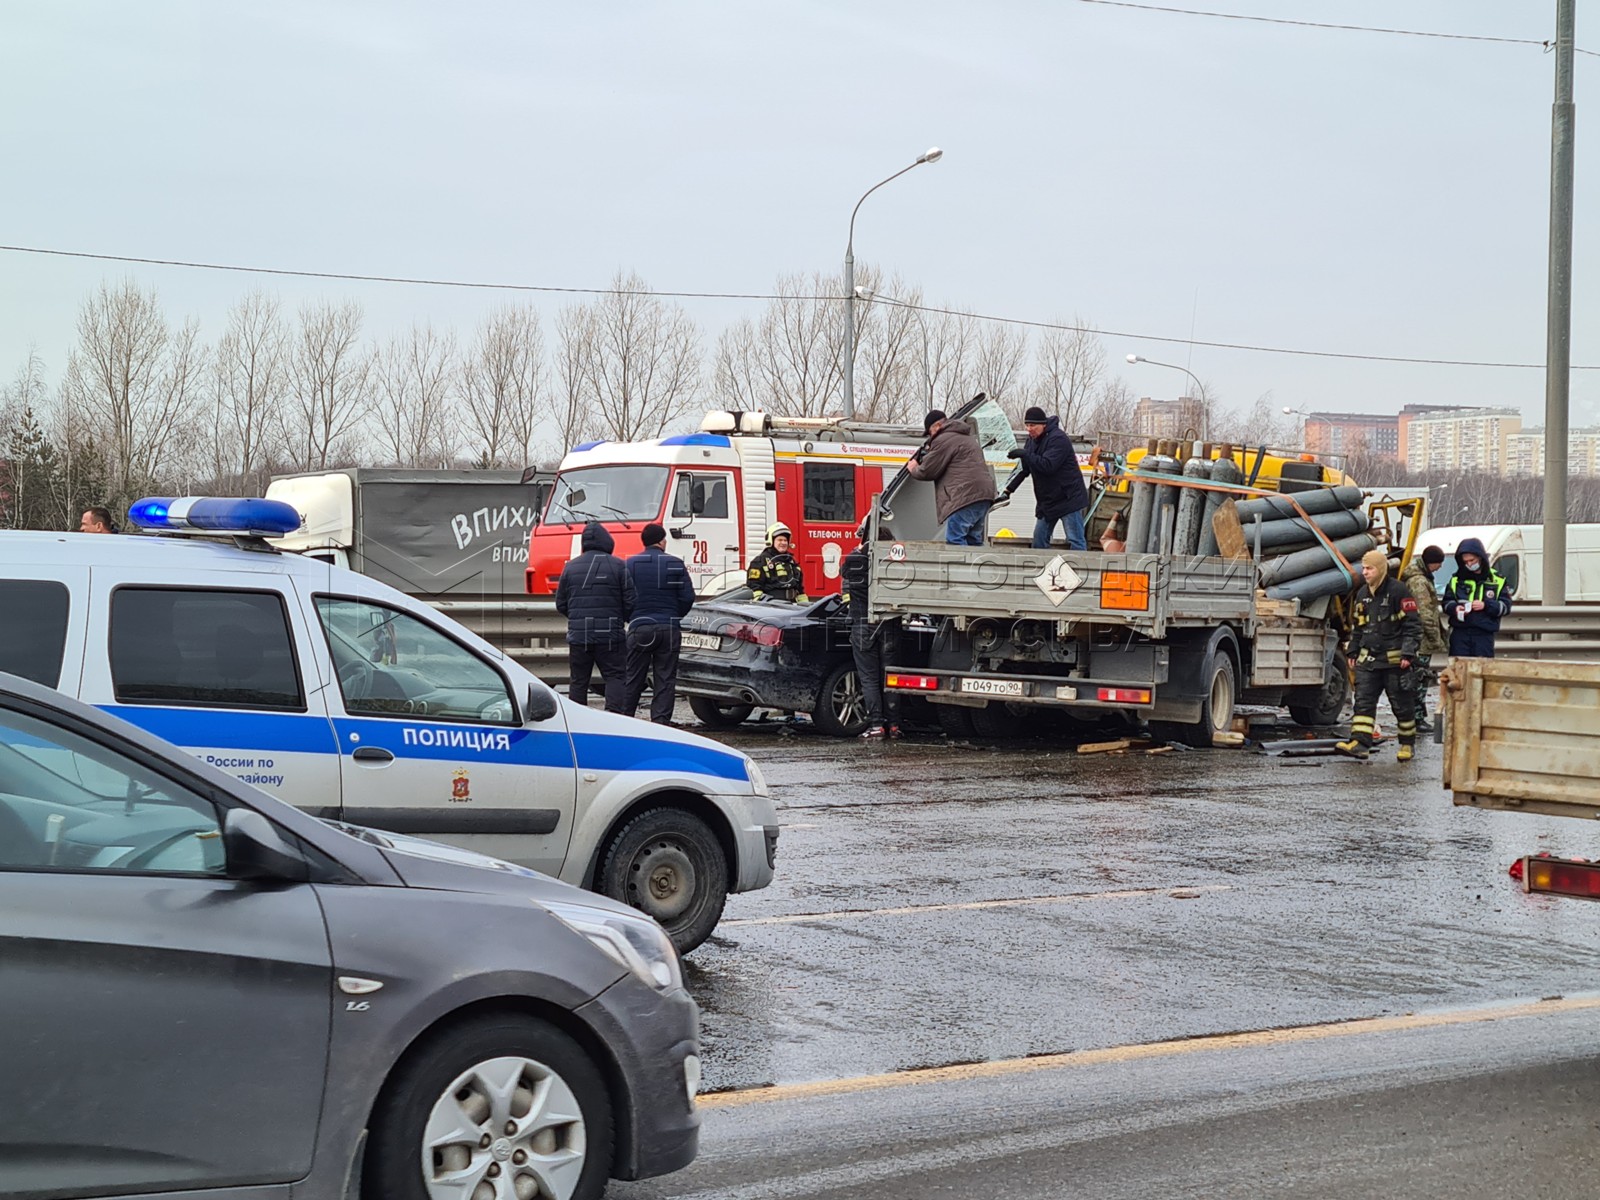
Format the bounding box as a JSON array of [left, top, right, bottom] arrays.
[[1403, 407, 1521, 474], [1504, 427, 1600, 477]]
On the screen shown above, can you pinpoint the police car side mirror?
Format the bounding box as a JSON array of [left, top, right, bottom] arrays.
[[224, 808, 310, 883], [525, 683, 560, 724]]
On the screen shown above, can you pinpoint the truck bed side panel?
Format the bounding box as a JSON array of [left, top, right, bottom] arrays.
[[1444, 656, 1600, 818]]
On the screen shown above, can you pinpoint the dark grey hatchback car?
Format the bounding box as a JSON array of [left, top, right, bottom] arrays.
[[0, 672, 699, 1200]]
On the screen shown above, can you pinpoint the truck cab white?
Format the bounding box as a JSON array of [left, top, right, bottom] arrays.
[[0, 503, 777, 952]]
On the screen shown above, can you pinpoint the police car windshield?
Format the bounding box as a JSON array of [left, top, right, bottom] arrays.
[[546, 467, 669, 525]]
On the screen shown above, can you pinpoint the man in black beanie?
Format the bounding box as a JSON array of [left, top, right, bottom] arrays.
[[624, 522, 697, 723], [1003, 406, 1088, 550]]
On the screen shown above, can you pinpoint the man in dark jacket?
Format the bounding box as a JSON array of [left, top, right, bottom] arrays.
[[1442, 536, 1511, 658], [1336, 549, 1423, 762], [842, 528, 901, 739], [1002, 407, 1089, 550], [905, 409, 997, 545], [554, 522, 635, 712], [1401, 545, 1449, 731], [746, 522, 805, 601], [623, 523, 697, 724]]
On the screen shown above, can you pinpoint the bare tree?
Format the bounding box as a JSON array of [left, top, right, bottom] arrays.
[[970, 321, 1029, 414], [283, 300, 370, 470], [373, 324, 458, 467], [460, 306, 545, 468], [1027, 319, 1106, 429], [60, 279, 204, 502], [712, 271, 841, 417], [848, 267, 923, 424], [211, 292, 287, 491], [558, 271, 702, 441], [911, 305, 977, 412], [1081, 379, 1139, 451]]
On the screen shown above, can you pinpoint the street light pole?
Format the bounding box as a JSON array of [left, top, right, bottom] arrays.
[[1126, 353, 1209, 438], [1543, 0, 1576, 606], [843, 148, 943, 420]]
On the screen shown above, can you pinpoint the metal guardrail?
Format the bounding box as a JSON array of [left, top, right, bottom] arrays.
[[429, 599, 569, 683], [1496, 605, 1600, 661]]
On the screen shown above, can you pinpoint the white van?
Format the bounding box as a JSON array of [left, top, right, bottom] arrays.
[[1421, 524, 1600, 603], [0, 510, 777, 952]]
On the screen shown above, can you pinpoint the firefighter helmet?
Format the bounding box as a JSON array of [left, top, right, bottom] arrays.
[[766, 522, 792, 544]]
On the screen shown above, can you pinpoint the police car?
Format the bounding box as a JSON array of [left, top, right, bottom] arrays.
[[0, 497, 779, 952]]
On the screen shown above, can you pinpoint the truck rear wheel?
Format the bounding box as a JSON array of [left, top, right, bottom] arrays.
[[1288, 654, 1351, 727], [1152, 651, 1236, 748]]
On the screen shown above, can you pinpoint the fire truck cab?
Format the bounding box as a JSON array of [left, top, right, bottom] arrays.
[[526, 411, 931, 598]]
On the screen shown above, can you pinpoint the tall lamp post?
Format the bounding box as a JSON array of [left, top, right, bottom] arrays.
[[1282, 405, 1310, 447], [843, 148, 943, 420], [1126, 353, 1208, 438]]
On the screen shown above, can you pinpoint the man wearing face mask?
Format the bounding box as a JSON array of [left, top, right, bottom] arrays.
[[1335, 549, 1422, 763], [1441, 537, 1511, 658]]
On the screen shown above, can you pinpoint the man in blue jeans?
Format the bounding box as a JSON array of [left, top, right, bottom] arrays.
[[905, 409, 998, 545], [1003, 405, 1088, 550]]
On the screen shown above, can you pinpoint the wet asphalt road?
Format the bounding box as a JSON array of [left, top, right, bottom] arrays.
[[614, 705, 1600, 1196], [681, 715, 1600, 1093]]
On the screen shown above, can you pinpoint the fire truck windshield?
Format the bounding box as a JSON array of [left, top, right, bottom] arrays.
[[545, 466, 670, 525]]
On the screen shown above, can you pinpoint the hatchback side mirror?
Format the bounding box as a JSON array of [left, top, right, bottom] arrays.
[[525, 683, 560, 723], [224, 809, 309, 883]]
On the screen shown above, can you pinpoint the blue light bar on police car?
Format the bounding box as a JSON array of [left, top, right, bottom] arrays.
[[127, 496, 302, 537]]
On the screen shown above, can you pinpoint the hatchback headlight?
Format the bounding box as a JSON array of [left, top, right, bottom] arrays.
[[544, 901, 684, 992]]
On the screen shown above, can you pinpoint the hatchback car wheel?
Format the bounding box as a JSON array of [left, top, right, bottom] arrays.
[[688, 697, 755, 728], [365, 1016, 613, 1200]]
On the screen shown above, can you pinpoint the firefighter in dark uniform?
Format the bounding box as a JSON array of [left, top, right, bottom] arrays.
[[1336, 548, 1423, 762], [747, 522, 805, 602], [842, 524, 901, 739]]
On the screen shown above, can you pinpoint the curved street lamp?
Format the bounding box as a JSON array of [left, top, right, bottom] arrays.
[[843, 148, 943, 420], [1126, 353, 1209, 437]]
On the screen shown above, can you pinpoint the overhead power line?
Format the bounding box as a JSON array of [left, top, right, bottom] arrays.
[[2, 241, 1594, 372], [1073, 0, 1600, 56]]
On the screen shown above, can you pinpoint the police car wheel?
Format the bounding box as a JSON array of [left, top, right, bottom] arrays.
[[364, 1015, 612, 1200], [600, 808, 728, 954]]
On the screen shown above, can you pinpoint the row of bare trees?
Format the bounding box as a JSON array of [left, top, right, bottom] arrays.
[[2, 268, 1255, 528]]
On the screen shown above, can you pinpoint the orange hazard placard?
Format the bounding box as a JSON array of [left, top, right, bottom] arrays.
[[1100, 571, 1151, 611]]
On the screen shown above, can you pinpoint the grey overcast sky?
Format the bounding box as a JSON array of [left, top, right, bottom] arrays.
[[2, 0, 1596, 429]]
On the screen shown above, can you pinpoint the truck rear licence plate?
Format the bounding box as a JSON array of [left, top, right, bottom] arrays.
[[682, 632, 722, 651], [960, 678, 1024, 697]]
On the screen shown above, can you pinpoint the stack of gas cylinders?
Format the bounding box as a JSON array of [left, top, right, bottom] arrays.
[[1120, 440, 1372, 603]]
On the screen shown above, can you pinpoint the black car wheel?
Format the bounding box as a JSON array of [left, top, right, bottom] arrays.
[[364, 1015, 613, 1200], [812, 661, 870, 737], [1152, 649, 1237, 749], [688, 697, 755, 729], [1288, 651, 1352, 728], [599, 807, 728, 954]]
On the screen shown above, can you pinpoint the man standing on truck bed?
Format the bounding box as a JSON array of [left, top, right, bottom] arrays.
[[1002, 406, 1089, 550], [906, 409, 998, 545], [1336, 549, 1422, 762], [555, 522, 636, 712]]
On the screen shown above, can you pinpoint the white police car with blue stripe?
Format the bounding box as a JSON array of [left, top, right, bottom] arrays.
[[0, 497, 777, 952]]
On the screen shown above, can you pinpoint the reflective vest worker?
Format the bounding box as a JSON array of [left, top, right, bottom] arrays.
[[747, 523, 805, 602], [1441, 536, 1511, 658], [1336, 549, 1422, 762]]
